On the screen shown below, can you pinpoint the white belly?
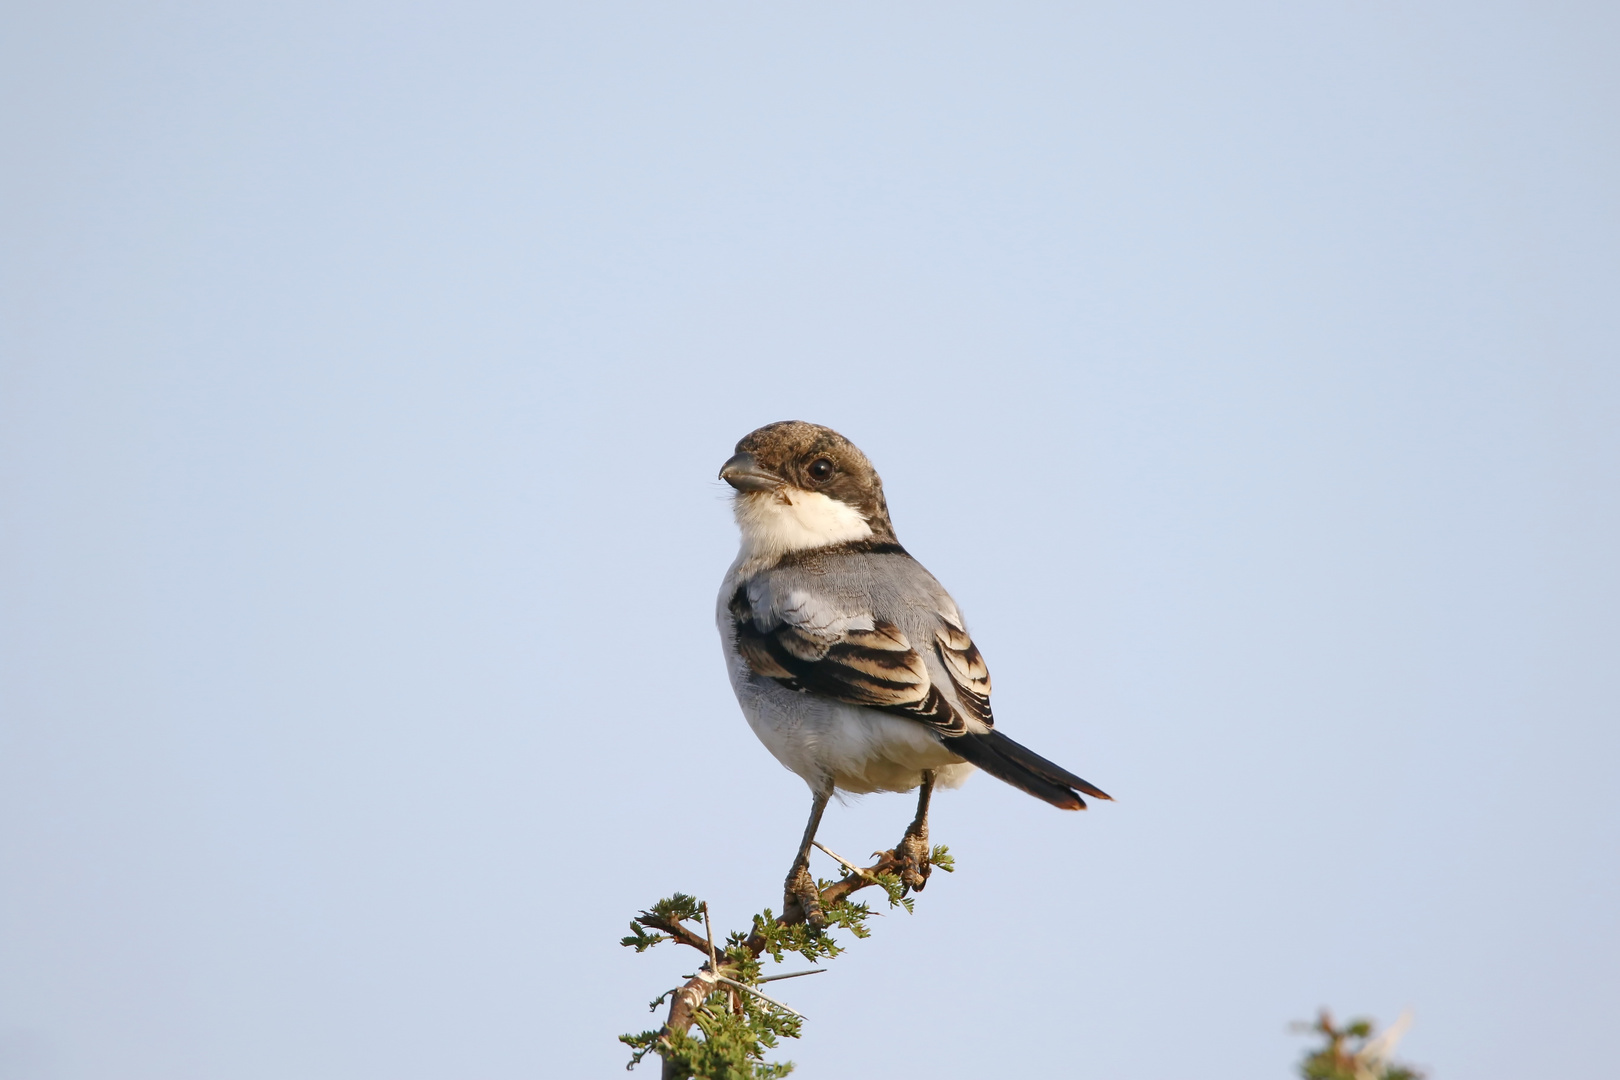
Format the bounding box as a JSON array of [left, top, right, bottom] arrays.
[[716, 562, 976, 796], [727, 657, 975, 795]]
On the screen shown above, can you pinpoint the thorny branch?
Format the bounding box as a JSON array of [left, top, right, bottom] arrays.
[[624, 845, 947, 1079], [634, 911, 714, 956]]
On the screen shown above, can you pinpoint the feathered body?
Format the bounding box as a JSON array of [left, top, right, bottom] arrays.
[[716, 421, 1108, 811], [718, 541, 979, 796]]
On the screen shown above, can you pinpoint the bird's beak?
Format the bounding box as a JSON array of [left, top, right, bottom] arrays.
[[719, 451, 783, 493]]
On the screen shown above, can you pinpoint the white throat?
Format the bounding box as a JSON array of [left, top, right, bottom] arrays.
[[733, 489, 873, 561]]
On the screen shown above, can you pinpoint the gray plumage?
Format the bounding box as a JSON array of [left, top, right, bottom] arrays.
[[716, 421, 1109, 812]]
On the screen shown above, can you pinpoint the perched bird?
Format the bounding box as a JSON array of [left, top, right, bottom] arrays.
[[716, 420, 1110, 921]]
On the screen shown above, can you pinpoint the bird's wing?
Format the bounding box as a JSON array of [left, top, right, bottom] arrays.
[[727, 573, 990, 736], [934, 602, 993, 725], [729, 559, 1111, 811]]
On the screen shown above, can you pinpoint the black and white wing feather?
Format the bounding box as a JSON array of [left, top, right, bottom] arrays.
[[935, 607, 992, 725], [729, 562, 1112, 810], [728, 581, 967, 734]]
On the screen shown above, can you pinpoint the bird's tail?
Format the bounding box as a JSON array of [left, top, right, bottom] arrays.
[[945, 729, 1112, 810]]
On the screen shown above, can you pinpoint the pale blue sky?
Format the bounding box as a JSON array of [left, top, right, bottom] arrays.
[[2, 3, 1617, 1078]]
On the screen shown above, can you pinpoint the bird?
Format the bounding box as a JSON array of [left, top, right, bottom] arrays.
[[715, 420, 1110, 923]]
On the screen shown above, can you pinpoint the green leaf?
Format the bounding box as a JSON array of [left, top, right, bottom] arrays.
[[621, 922, 667, 952]]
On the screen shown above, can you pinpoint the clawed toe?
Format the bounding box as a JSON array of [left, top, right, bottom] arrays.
[[784, 863, 826, 927], [893, 828, 931, 894]]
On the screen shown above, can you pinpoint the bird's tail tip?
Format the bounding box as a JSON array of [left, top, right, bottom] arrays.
[[948, 728, 1112, 812]]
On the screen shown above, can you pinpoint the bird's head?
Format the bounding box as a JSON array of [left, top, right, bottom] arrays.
[[720, 421, 897, 559]]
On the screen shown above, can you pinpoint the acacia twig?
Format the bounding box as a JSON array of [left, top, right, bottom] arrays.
[[648, 848, 907, 1080], [634, 911, 713, 956]]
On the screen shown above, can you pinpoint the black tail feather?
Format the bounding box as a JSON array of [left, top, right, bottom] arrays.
[[945, 729, 1112, 811]]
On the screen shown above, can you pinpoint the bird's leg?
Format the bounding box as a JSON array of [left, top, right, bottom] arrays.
[[783, 790, 830, 927], [893, 770, 935, 894]]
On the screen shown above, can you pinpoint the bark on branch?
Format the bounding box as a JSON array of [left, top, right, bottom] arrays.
[[654, 849, 905, 1080]]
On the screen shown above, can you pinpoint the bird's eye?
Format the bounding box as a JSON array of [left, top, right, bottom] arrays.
[[807, 458, 835, 483]]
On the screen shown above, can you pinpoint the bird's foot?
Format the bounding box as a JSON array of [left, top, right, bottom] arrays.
[[784, 863, 826, 928], [892, 820, 931, 895]]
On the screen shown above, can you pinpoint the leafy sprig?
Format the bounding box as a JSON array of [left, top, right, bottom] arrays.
[[619, 845, 957, 1075]]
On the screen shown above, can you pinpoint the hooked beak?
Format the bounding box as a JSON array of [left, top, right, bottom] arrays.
[[719, 451, 783, 493]]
